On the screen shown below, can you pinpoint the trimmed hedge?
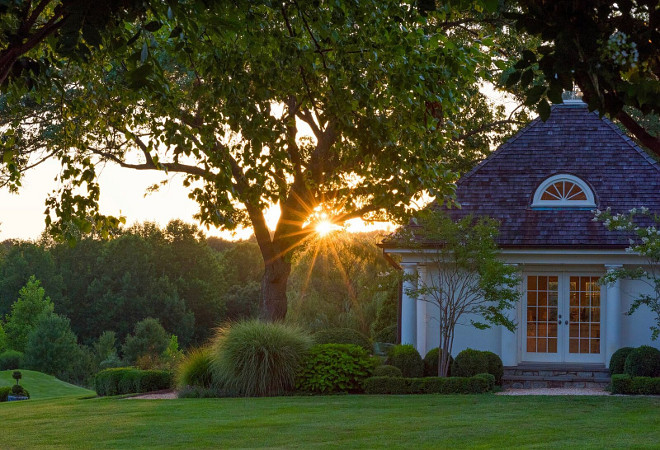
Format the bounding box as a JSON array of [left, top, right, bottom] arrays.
[[483, 351, 504, 385], [386, 345, 424, 378], [94, 368, 172, 396], [623, 346, 660, 377], [373, 365, 403, 378], [609, 347, 635, 375], [0, 350, 23, 370], [363, 374, 494, 395], [423, 348, 453, 377], [611, 374, 660, 395], [313, 328, 371, 352], [296, 344, 374, 393]]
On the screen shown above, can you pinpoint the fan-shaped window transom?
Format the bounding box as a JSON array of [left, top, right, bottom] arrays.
[[532, 174, 595, 208]]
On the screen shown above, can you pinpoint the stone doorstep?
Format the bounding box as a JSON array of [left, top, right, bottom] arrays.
[[503, 375, 611, 383], [503, 380, 610, 389]]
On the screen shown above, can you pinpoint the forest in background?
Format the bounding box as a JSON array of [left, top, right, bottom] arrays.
[[0, 220, 399, 355]]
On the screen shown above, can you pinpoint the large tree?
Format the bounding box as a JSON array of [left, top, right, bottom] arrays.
[[1, 0, 520, 320], [505, 0, 660, 156]]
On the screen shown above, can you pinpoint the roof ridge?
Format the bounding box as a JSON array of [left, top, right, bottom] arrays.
[[596, 111, 660, 173], [456, 114, 542, 187]]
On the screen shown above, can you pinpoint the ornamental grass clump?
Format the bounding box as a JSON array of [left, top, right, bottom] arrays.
[[210, 320, 312, 397], [176, 347, 213, 389]]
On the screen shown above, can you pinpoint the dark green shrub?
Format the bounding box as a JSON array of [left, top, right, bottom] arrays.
[[423, 348, 454, 377], [313, 328, 371, 352], [296, 344, 373, 393], [610, 347, 635, 375], [373, 365, 403, 378], [10, 384, 29, 397], [483, 352, 504, 385], [611, 374, 660, 395], [0, 386, 11, 402], [386, 345, 424, 378], [210, 320, 312, 397], [94, 368, 172, 396], [0, 350, 23, 370], [452, 348, 489, 378], [176, 347, 213, 389], [363, 374, 493, 395], [624, 346, 660, 377], [140, 370, 173, 392], [473, 373, 496, 391], [363, 376, 409, 394], [23, 313, 81, 381]]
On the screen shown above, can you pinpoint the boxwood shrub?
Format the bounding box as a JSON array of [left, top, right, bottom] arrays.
[[296, 344, 374, 393], [373, 365, 403, 378], [386, 345, 424, 378], [623, 346, 660, 377], [609, 347, 635, 375], [313, 328, 372, 352], [95, 368, 172, 396], [363, 374, 493, 395], [423, 348, 453, 377], [452, 349, 503, 384], [611, 374, 660, 395]]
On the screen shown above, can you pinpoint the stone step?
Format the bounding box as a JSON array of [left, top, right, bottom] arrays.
[[502, 364, 611, 389]]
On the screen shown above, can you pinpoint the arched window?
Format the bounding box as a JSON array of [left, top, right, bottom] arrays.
[[532, 174, 596, 208]]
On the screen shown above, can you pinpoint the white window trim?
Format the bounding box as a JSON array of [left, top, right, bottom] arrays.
[[531, 174, 596, 208]]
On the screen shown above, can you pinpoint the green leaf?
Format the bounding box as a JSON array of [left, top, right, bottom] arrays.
[[144, 21, 162, 32], [538, 99, 551, 121]]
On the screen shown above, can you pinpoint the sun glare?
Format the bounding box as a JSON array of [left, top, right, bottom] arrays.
[[315, 219, 339, 237]]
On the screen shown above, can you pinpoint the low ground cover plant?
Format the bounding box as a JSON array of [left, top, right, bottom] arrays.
[[296, 344, 374, 393], [95, 368, 172, 396]]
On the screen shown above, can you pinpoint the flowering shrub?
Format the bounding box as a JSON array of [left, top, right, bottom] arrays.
[[595, 207, 660, 339]]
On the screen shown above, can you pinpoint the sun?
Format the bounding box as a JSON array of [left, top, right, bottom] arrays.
[[315, 219, 340, 237]]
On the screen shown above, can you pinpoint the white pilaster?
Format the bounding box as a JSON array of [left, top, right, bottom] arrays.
[[500, 264, 519, 366], [605, 264, 623, 367], [416, 265, 428, 357], [401, 263, 418, 346]]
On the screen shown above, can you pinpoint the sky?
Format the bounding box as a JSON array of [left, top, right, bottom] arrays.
[[0, 86, 515, 243]]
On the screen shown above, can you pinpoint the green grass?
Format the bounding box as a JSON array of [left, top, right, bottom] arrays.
[[0, 394, 658, 447], [0, 369, 94, 400]]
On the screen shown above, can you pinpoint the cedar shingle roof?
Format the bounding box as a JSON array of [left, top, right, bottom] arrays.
[[439, 102, 660, 248]]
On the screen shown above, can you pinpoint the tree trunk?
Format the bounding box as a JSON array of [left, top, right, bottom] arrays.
[[259, 255, 291, 321]]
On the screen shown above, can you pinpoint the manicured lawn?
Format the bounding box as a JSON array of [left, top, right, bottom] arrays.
[[0, 369, 94, 400], [0, 394, 658, 447]]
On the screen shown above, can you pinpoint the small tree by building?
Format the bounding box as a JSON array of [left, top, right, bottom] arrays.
[[596, 207, 660, 340], [400, 211, 520, 377]]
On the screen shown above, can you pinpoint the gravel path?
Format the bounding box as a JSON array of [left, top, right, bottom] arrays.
[[125, 390, 178, 399], [497, 388, 609, 396]]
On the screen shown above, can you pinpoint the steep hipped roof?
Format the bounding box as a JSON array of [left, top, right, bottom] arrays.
[[410, 102, 660, 248]]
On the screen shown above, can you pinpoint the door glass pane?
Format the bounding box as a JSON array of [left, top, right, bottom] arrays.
[[569, 276, 601, 354], [526, 276, 558, 353]]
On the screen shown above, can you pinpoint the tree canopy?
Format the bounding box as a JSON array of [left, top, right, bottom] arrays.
[[1, 0, 524, 320]]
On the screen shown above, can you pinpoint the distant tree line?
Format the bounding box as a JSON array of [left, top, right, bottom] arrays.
[[0, 220, 397, 365]]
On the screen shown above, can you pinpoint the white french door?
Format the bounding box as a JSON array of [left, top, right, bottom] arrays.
[[522, 273, 604, 364]]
